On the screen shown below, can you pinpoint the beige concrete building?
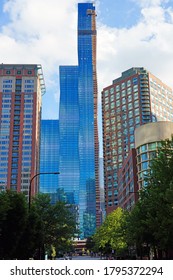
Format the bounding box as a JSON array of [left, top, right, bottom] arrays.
[[135, 121, 173, 189]]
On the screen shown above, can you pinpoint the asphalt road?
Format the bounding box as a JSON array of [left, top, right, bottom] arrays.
[[57, 255, 101, 260], [72, 255, 101, 260]]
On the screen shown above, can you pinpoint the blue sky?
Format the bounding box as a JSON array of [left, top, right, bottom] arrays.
[[0, 0, 173, 155], [98, 0, 141, 28]]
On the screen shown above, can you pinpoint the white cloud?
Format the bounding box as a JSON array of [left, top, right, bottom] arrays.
[[97, 0, 173, 95], [0, 0, 173, 124], [1, 0, 80, 66]]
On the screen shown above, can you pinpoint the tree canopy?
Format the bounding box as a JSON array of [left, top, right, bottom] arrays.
[[126, 137, 173, 259], [93, 207, 127, 255], [88, 137, 173, 260], [0, 191, 77, 259]]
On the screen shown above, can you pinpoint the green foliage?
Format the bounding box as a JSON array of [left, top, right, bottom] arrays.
[[86, 236, 95, 251], [142, 138, 173, 252], [126, 137, 173, 259], [0, 190, 28, 259], [93, 207, 127, 254], [26, 194, 77, 259], [90, 137, 173, 259], [0, 191, 77, 259]]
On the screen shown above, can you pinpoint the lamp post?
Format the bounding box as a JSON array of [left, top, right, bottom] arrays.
[[29, 172, 60, 209]]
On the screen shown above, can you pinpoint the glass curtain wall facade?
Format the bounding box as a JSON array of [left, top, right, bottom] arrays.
[[40, 120, 59, 204], [0, 64, 44, 198], [59, 66, 80, 214], [59, 3, 100, 239]]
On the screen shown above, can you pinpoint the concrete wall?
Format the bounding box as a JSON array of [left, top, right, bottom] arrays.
[[135, 121, 173, 148]]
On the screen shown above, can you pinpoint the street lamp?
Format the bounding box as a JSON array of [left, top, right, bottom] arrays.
[[29, 172, 60, 209]]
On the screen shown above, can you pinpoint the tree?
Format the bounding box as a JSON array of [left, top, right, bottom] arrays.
[[93, 207, 127, 256], [126, 137, 173, 259], [0, 192, 77, 259], [0, 190, 28, 259], [142, 138, 173, 258], [125, 195, 155, 259]]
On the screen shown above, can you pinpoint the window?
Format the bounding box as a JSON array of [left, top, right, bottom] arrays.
[[133, 85, 138, 92], [122, 90, 126, 97], [121, 82, 125, 89], [116, 85, 120, 92], [149, 151, 156, 159], [128, 110, 133, 118], [108, 191, 112, 197], [17, 71, 21, 75], [134, 92, 139, 100], [130, 135, 134, 143], [142, 161, 148, 170], [16, 79, 22, 84], [114, 190, 118, 196], [116, 100, 120, 107], [6, 70, 11, 74], [104, 90, 109, 97], [129, 126, 134, 134], [135, 116, 140, 124], [28, 71, 32, 74], [3, 80, 12, 84], [133, 77, 138, 84], [110, 88, 114, 94], [11, 168, 18, 173], [110, 103, 114, 109], [127, 87, 132, 94], [25, 84, 34, 89], [128, 102, 133, 110], [134, 100, 139, 108], [141, 153, 148, 161], [127, 80, 131, 87], [3, 84, 12, 88], [116, 92, 120, 99], [110, 95, 114, 102], [130, 143, 134, 149], [3, 89, 11, 93], [129, 118, 134, 126], [122, 105, 126, 111], [128, 95, 132, 102], [122, 97, 126, 105], [12, 163, 18, 168], [148, 142, 156, 150], [141, 144, 147, 152], [108, 200, 112, 206], [114, 199, 118, 205]]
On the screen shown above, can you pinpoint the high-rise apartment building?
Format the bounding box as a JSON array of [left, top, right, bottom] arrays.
[[40, 120, 59, 204], [59, 3, 100, 238], [102, 67, 173, 214], [0, 64, 45, 198]]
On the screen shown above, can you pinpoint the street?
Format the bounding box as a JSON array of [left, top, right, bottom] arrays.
[[56, 255, 102, 260], [72, 255, 101, 260]]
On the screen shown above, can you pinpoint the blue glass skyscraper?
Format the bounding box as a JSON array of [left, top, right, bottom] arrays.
[[40, 120, 59, 204], [59, 3, 100, 238], [59, 66, 79, 207]]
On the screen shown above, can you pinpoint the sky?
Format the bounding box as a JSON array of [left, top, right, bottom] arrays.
[[0, 0, 173, 155]]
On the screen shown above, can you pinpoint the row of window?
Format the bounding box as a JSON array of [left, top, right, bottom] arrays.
[[2, 89, 35, 93], [104, 90, 139, 105], [4, 70, 33, 75], [104, 77, 139, 97]]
